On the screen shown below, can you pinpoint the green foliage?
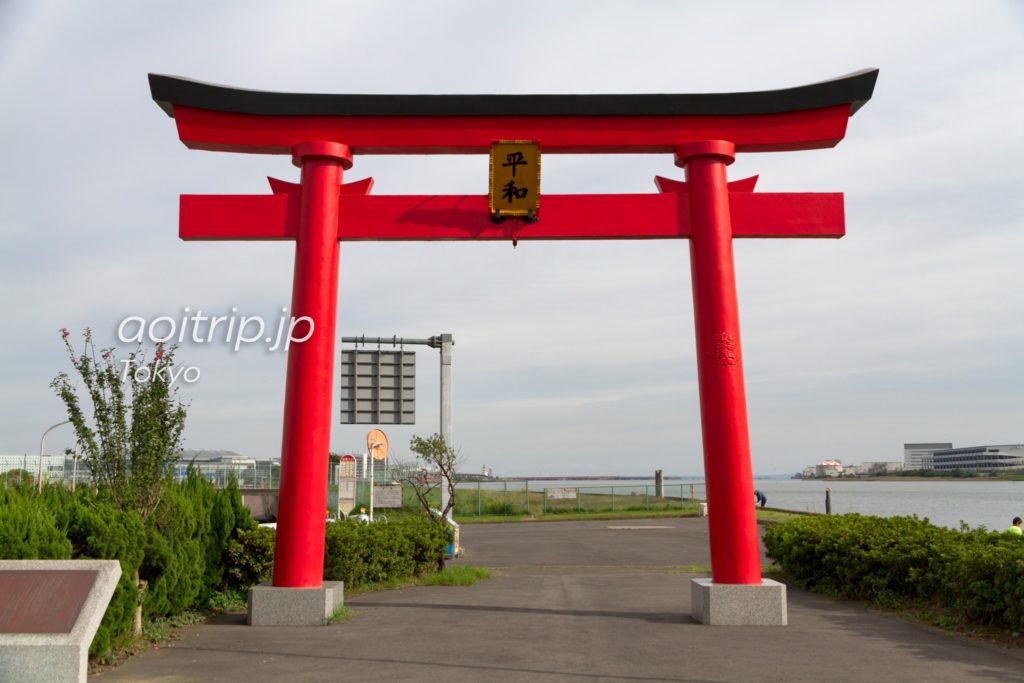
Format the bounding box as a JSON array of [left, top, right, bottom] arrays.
[[226, 526, 275, 587], [764, 513, 1024, 632], [206, 588, 248, 613], [143, 473, 266, 617], [0, 486, 147, 658], [328, 604, 357, 624], [142, 484, 205, 618], [421, 565, 491, 586], [405, 433, 460, 521], [322, 517, 447, 588], [51, 328, 186, 521], [0, 477, 262, 662], [0, 488, 73, 559], [2, 468, 36, 488]]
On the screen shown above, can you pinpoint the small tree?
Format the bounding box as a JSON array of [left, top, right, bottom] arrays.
[[3, 468, 35, 488], [394, 434, 462, 568], [51, 328, 187, 521]]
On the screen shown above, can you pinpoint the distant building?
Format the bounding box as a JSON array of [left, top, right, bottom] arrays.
[[815, 460, 844, 477], [903, 443, 951, 470], [931, 445, 1024, 472], [857, 461, 904, 475], [176, 449, 261, 487], [0, 453, 71, 480], [801, 466, 816, 479]]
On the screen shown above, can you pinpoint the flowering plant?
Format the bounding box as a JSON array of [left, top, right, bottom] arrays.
[[51, 328, 187, 521]]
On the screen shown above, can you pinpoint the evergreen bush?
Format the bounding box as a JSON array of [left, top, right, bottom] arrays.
[[0, 477, 262, 661], [764, 513, 1024, 631], [322, 517, 446, 588]]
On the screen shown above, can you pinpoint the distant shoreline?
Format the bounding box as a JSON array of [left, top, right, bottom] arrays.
[[481, 476, 691, 482]]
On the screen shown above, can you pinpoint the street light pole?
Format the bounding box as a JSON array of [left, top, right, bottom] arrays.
[[39, 420, 71, 493]]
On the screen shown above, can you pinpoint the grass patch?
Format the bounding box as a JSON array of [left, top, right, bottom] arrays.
[[141, 610, 209, 644], [421, 566, 491, 586], [344, 565, 493, 596], [328, 604, 357, 624], [455, 514, 536, 524], [344, 576, 415, 596], [756, 508, 814, 525], [206, 588, 248, 612]]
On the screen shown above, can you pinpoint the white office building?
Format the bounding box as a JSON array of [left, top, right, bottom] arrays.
[[0, 453, 70, 478], [931, 445, 1024, 472], [815, 460, 844, 477], [903, 443, 951, 470]]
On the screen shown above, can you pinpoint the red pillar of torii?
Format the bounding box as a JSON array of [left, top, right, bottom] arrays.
[[150, 70, 877, 590]]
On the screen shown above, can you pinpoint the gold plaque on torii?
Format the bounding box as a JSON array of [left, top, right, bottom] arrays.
[[488, 141, 541, 218]]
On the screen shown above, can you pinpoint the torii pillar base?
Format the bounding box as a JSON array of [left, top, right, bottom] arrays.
[[690, 578, 788, 626], [248, 581, 344, 626]]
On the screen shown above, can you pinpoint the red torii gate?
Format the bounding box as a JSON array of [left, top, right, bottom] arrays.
[[149, 70, 877, 619]]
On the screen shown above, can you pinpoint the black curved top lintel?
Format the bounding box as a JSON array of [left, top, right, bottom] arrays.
[[149, 69, 878, 119]]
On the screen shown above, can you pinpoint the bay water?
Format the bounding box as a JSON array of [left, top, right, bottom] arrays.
[[479, 478, 1024, 530]]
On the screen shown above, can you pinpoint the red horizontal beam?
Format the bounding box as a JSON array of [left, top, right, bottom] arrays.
[[180, 192, 844, 241], [172, 105, 852, 155]]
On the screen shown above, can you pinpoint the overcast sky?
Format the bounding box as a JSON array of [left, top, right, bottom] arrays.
[[1, 1, 1022, 476]]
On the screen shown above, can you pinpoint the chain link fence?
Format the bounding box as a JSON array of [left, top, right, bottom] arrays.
[[451, 481, 706, 517]]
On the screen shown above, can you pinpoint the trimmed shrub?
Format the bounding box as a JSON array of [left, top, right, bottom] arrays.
[[764, 513, 1024, 631], [226, 526, 275, 587], [0, 488, 72, 560], [0, 486, 148, 658], [322, 517, 447, 588]]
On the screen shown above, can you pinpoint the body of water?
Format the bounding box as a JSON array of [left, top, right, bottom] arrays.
[[479, 478, 1024, 530], [752, 479, 1024, 531]]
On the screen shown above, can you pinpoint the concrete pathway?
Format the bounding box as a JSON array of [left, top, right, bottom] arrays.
[[92, 518, 1024, 682]]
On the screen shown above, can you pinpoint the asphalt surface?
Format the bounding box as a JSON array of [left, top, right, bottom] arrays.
[[92, 518, 1024, 682]]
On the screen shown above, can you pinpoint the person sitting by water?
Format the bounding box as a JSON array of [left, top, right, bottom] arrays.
[[1007, 517, 1023, 535], [754, 490, 767, 508]]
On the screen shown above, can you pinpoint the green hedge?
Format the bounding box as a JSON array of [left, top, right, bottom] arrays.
[[763, 514, 1024, 631], [0, 474, 258, 660], [322, 517, 447, 588]]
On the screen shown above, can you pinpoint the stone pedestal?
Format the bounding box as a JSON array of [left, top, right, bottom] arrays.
[[248, 581, 344, 626], [690, 578, 787, 626]]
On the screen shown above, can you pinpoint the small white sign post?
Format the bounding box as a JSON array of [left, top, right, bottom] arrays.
[[337, 455, 357, 519]]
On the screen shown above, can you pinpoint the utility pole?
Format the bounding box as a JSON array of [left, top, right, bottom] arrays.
[[438, 334, 454, 520]]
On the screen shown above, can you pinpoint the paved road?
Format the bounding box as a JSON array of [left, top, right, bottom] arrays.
[[93, 518, 1024, 682]]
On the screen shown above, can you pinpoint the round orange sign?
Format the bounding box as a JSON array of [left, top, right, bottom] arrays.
[[366, 428, 388, 461]]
